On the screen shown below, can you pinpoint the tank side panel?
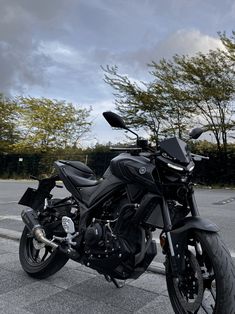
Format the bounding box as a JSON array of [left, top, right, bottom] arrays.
[[81, 167, 125, 207], [110, 153, 158, 193]]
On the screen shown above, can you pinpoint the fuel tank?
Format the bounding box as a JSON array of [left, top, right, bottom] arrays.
[[110, 153, 158, 193]]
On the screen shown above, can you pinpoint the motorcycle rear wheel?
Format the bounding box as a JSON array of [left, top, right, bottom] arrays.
[[19, 226, 69, 279], [166, 230, 235, 314]]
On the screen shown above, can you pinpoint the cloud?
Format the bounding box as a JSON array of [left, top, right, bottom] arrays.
[[122, 29, 224, 72], [0, 0, 233, 145], [38, 41, 86, 69], [0, 1, 231, 102], [0, 0, 68, 94]]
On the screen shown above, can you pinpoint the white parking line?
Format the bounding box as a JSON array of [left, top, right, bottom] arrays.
[[0, 201, 18, 205], [0, 215, 22, 221]]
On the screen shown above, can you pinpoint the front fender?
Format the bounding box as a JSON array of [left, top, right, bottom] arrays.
[[171, 216, 219, 234], [167, 217, 219, 275]]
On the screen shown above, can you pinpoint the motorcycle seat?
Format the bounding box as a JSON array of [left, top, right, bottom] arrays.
[[69, 174, 100, 187], [58, 160, 99, 187], [59, 160, 94, 176]]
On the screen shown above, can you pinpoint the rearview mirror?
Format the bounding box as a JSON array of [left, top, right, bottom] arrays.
[[103, 111, 127, 129], [189, 127, 204, 139]]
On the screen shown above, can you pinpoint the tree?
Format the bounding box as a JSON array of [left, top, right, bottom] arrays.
[[173, 49, 235, 155], [103, 63, 195, 142], [13, 97, 91, 152], [219, 31, 235, 62], [148, 59, 196, 139], [103, 66, 170, 143], [0, 94, 19, 152]]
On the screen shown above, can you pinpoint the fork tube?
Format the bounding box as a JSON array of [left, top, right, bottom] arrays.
[[161, 198, 172, 231], [161, 198, 176, 257], [188, 191, 200, 216]]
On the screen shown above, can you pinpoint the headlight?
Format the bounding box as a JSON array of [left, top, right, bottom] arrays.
[[167, 163, 184, 171], [189, 164, 195, 172]]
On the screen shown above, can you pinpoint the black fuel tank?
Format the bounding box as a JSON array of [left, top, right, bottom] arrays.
[[110, 153, 158, 193]]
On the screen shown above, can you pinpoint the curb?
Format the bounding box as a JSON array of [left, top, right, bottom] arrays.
[[148, 261, 165, 275], [0, 228, 166, 275]]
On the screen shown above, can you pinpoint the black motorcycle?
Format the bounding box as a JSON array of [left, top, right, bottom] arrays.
[[19, 111, 235, 313]]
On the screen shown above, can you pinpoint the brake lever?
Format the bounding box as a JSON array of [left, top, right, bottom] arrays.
[[191, 153, 209, 160]]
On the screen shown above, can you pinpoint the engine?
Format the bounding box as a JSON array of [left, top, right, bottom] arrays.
[[84, 220, 126, 260], [82, 204, 157, 280]]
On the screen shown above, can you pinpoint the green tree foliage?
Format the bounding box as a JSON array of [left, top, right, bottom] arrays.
[[0, 94, 19, 152], [219, 31, 235, 62], [172, 49, 235, 154], [148, 59, 195, 139], [103, 64, 196, 143], [103, 65, 163, 142], [13, 97, 91, 152]]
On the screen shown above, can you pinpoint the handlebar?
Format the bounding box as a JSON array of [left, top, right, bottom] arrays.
[[110, 147, 142, 152], [110, 146, 209, 162], [191, 153, 209, 161]]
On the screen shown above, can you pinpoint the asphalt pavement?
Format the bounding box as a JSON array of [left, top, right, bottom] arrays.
[[0, 181, 235, 313], [0, 238, 173, 314]]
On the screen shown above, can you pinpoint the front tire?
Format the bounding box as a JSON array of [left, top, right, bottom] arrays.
[[166, 231, 235, 313], [19, 226, 69, 279]]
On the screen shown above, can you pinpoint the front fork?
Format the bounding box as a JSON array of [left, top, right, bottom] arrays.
[[188, 188, 200, 217], [162, 186, 200, 228], [160, 187, 200, 274]]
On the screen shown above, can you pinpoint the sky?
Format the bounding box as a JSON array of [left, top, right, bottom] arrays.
[[0, 0, 234, 146]]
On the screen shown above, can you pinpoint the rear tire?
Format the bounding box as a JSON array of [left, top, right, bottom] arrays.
[[19, 226, 69, 279], [166, 231, 235, 313]]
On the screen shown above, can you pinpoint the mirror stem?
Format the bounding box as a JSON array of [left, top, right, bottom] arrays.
[[126, 128, 139, 140]]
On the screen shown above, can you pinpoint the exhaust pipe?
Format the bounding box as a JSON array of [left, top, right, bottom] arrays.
[[21, 208, 58, 250]]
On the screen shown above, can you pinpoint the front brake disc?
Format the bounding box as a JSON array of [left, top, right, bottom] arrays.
[[173, 251, 204, 312]]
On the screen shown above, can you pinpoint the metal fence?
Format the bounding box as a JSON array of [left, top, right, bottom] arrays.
[[0, 152, 234, 185], [0, 152, 117, 179]]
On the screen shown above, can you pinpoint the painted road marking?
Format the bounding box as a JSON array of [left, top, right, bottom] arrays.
[[0, 215, 22, 221], [0, 201, 18, 205], [213, 197, 235, 205]]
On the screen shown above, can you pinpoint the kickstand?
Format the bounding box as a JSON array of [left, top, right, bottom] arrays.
[[104, 275, 125, 289]]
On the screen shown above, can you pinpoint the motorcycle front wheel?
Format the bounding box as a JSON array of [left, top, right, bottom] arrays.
[[166, 230, 235, 314]]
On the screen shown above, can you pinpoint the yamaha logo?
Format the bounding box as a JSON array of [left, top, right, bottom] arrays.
[[139, 167, 146, 174]]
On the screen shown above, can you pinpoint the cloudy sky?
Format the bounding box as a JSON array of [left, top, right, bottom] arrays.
[[0, 0, 234, 145]]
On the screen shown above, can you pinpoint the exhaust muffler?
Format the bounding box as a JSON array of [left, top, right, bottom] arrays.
[[21, 208, 58, 250]]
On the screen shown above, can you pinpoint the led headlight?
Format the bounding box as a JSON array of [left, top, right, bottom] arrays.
[[167, 163, 184, 171], [189, 164, 195, 172]]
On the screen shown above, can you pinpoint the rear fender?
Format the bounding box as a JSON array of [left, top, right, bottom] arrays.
[[167, 217, 219, 275]]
